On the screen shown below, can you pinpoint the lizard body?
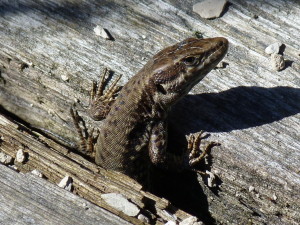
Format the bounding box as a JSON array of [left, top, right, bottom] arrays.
[[73, 37, 228, 184]]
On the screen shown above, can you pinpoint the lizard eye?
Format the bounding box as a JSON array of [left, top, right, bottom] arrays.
[[183, 56, 199, 66]]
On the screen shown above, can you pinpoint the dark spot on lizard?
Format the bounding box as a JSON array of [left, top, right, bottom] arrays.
[[99, 153, 105, 161]]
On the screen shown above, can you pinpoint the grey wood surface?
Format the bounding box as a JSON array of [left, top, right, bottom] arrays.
[[0, 0, 299, 224], [0, 163, 132, 225], [0, 113, 198, 225]]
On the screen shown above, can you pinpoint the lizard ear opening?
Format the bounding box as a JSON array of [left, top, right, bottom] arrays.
[[156, 84, 167, 95]]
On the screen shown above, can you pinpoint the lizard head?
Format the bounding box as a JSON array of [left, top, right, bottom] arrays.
[[150, 37, 228, 108]]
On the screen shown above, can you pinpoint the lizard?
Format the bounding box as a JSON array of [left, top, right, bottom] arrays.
[[71, 37, 228, 186]]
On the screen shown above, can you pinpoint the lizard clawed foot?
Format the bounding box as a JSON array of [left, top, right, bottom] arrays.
[[88, 67, 122, 120], [187, 131, 220, 168], [70, 107, 99, 157]]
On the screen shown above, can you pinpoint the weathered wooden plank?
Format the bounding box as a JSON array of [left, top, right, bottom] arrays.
[[0, 112, 201, 224], [0, 0, 299, 224], [0, 163, 132, 225]]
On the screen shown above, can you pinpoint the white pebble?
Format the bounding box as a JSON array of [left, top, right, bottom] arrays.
[[206, 170, 216, 187], [16, 149, 26, 163], [180, 216, 203, 225], [272, 193, 277, 201], [101, 193, 140, 217], [0, 152, 13, 165], [82, 202, 89, 210], [215, 61, 227, 68], [193, 0, 227, 19], [165, 221, 176, 225], [265, 42, 282, 55], [138, 214, 150, 223], [31, 169, 43, 178], [61, 74, 69, 81], [58, 175, 73, 191], [94, 25, 111, 40], [248, 186, 255, 192]]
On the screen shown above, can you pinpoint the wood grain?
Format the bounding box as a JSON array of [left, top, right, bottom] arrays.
[[0, 164, 132, 225], [0, 0, 299, 224]]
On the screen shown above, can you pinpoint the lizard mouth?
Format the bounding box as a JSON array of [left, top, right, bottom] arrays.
[[201, 37, 228, 68]]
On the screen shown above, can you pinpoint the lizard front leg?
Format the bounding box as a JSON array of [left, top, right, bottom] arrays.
[[148, 121, 219, 172], [87, 67, 121, 120], [71, 68, 121, 155]]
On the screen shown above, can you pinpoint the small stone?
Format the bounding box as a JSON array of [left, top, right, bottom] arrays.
[[94, 25, 111, 40], [235, 192, 241, 198], [58, 175, 73, 191], [272, 193, 277, 201], [16, 149, 26, 163], [165, 221, 176, 225], [215, 61, 227, 68], [194, 31, 204, 39], [101, 193, 140, 217], [0, 152, 13, 165], [82, 202, 89, 210], [193, 0, 227, 19], [270, 53, 285, 71], [248, 186, 255, 192], [61, 74, 69, 81], [141, 35, 147, 39], [31, 169, 43, 178], [180, 216, 203, 225], [265, 42, 282, 55], [206, 170, 216, 187], [138, 214, 150, 223]]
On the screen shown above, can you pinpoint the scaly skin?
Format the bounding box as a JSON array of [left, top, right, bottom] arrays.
[[73, 37, 228, 184]]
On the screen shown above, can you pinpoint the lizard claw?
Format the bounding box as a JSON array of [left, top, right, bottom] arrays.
[[88, 68, 122, 120], [70, 107, 99, 157], [186, 131, 220, 167]]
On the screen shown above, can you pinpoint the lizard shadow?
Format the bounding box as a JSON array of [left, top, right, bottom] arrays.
[[152, 86, 300, 223], [169, 86, 300, 134], [151, 167, 218, 224]]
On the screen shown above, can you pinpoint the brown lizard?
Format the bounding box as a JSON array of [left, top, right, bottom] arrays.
[[71, 37, 228, 185]]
